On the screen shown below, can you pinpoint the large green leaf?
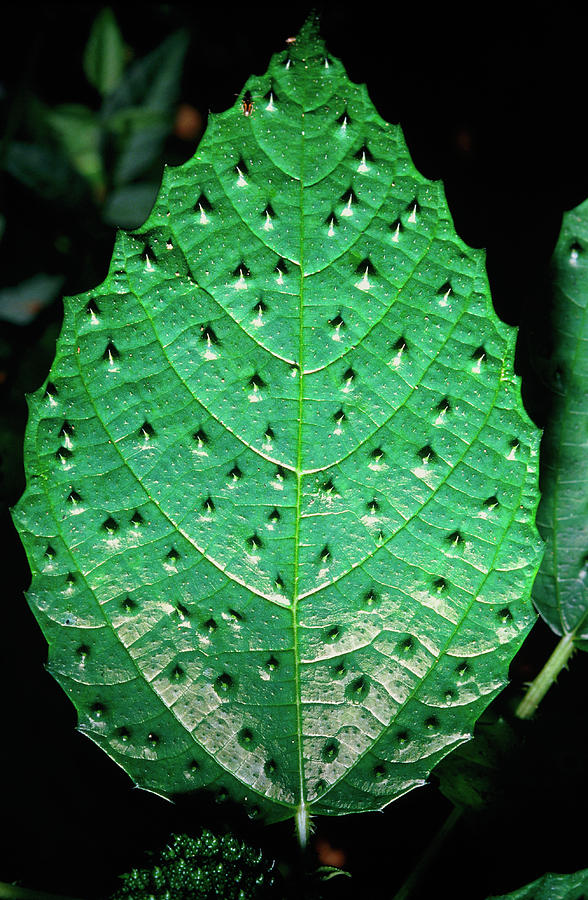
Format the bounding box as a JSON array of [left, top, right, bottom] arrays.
[[13, 17, 542, 829], [531, 199, 588, 646]]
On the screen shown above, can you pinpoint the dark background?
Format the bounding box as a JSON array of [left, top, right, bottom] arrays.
[[1, 2, 587, 898]]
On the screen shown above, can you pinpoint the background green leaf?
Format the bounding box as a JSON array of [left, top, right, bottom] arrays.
[[13, 16, 541, 829], [45, 104, 104, 190], [2, 140, 90, 205], [83, 7, 127, 98], [102, 181, 160, 228], [487, 868, 588, 900], [0, 272, 64, 325], [100, 29, 190, 187], [531, 199, 588, 646], [433, 711, 518, 813]]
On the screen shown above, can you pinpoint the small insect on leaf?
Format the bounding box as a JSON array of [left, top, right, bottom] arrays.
[[241, 90, 254, 116]]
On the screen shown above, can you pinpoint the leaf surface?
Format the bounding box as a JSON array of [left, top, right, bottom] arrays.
[[531, 199, 588, 645], [13, 17, 542, 824]]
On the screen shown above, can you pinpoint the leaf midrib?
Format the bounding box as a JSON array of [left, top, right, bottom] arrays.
[[292, 92, 307, 817]]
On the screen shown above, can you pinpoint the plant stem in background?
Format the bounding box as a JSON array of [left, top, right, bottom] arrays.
[[515, 631, 576, 719], [391, 806, 463, 900]]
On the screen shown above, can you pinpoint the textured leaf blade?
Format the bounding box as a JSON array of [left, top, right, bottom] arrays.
[[532, 199, 588, 643], [13, 18, 542, 824], [109, 831, 281, 900]]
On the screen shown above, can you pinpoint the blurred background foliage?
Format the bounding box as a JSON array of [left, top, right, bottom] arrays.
[[0, 5, 198, 502], [1, 4, 588, 900]]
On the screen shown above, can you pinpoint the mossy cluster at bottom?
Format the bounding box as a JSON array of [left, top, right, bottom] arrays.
[[109, 830, 281, 900]]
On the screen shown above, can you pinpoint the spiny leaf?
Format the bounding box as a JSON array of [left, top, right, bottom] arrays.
[[487, 867, 588, 900], [13, 16, 542, 827], [531, 198, 588, 646]]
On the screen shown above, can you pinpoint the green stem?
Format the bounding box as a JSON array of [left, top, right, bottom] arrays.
[[515, 631, 576, 720], [0, 882, 82, 900], [295, 802, 309, 850], [391, 806, 462, 900]]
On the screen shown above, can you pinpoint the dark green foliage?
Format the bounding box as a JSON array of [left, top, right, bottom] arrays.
[[1, 9, 189, 233], [434, 712, 518, 812], [487, 867, 588, 900], [83, 8, 127, 98], [531, 199, 588, 646], [109, 831, 281, 900]]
